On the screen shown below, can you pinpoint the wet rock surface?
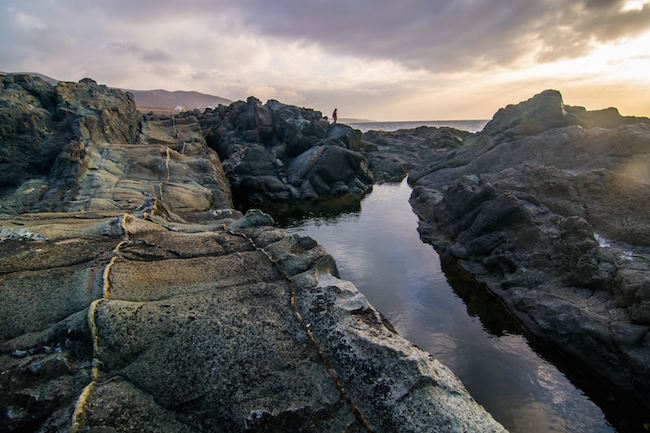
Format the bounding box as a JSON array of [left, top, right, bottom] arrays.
[[1, 77, 505, 432], [408, 90, 650, 405], [198, 97, 373, 205]]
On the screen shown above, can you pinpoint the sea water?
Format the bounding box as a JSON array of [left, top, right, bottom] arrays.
[[348, 119, 488, 133], [270, 180, 636, 433]]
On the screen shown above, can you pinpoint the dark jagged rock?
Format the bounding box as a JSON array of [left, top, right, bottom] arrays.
[[0, 78, 505, 432], [481, 89, 649, 137], [409, 90, 650, 405], [361, 126, 471, 182], [198, 97, 373, 205]]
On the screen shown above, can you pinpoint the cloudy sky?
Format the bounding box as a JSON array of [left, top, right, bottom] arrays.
[[3, 0, 650, 120]]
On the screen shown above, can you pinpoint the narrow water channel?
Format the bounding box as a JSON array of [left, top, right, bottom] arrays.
[[269, 179, 620, 433]]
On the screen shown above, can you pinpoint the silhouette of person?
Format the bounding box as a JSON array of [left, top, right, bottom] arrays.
[[332, 108, 338, 124]]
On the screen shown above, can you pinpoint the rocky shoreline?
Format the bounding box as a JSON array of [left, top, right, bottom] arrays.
[[4, 72, 649, 431], [404, 90, 650, 409], [0, 74, 505, 432]]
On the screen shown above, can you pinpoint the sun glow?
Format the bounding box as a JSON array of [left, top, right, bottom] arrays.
[[622, 0, 650, 11]]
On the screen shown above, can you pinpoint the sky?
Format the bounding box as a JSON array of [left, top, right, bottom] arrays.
[[2, 0, 650, 120]]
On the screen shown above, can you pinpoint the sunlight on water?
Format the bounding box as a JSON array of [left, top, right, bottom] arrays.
[[279, 179, 616, 433]]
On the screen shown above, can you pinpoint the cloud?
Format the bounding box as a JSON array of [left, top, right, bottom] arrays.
[[1, 0, 649, 119], [6, 1, 650, 73], [223, 0, 650, 70], [107, 42, 174, 64], [245, 85, 278, 101]]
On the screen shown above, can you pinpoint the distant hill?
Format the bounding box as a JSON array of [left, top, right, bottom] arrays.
[[126, 89, 232, 114], [1, 71, 232, 113]]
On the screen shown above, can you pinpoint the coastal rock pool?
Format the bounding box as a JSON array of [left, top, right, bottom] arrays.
[[269, 179, 627, 433]]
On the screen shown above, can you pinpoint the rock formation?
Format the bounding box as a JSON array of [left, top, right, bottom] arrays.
[[0, 75, 505, 432], [198, 97, 374, 205], [408, 90, 650, 405], [361, 127, 471, 183], [0, 74, 139, 210]]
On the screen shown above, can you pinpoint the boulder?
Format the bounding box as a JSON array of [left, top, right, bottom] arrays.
[[324, 123, 362, 151], [0, 79, 232, 219], [199, 99, 373, 204], [0, 75, 64, 193], [55, 79, 139, 144]]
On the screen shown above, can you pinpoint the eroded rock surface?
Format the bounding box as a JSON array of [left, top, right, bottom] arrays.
[[1, 76, 505, 432], [0, 74, 139, 211], [0, 76, 231, 220], [409, 90, 650, 404]]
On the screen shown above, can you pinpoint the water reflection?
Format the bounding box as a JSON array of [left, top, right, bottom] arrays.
[[243, 191, 363, 226], [276, 179, 626, 433], [439, 255, 524, 337]]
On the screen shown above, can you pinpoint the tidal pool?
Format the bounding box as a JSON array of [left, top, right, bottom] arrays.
[[267, 179, 640, 433]]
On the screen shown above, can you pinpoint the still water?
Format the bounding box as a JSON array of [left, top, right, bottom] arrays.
[[273, 180, 620, 433]]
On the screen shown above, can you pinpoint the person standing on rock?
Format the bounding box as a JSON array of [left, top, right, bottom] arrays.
[[332, 108, 338, 124]]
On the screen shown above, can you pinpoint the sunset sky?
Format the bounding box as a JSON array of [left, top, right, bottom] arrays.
[[2, 0, 650, 120]]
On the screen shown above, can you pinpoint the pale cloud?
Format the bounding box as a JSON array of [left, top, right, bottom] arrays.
[[623, 0, 650, 11], [246, 85, 278, 101], [10, 8, 45, 31]]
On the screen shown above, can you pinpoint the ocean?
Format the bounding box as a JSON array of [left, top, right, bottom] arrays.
[[348, 119, 488, 133]]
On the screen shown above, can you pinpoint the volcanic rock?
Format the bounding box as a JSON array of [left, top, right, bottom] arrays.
[[361, 126, 471, 182], [199, 97, 373, 205], [409, 89, 650, 403]]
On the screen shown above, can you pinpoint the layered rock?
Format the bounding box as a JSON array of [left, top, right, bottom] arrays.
[[408, 90, 650, 404], [198, 97, 373, 205], [0, 74, 138, 206], [0, 75, 231, 220], [0, 76, 505, 432]]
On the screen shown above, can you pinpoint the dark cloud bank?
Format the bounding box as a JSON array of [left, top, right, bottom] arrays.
[[231, 0, 650, 69]]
